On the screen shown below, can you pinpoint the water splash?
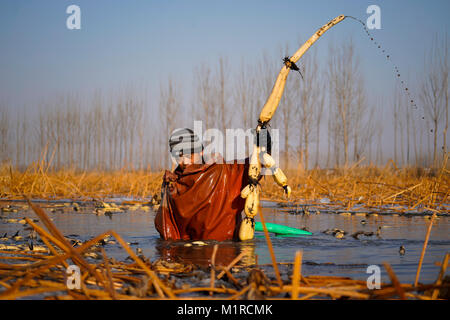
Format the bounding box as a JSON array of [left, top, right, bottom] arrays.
[[345, 16, 423, 118]]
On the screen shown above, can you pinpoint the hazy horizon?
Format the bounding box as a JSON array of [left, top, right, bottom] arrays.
[[1, 1, 449, 170]]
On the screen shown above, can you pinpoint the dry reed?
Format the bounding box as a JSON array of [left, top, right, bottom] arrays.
[[2, 161, 448, 215], [0, 201, 448, 300]]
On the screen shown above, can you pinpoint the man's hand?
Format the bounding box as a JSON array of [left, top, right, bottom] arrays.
[[163, 170, 178, 183], [254, 127, 272, 155], [163, 170, 177, 193]]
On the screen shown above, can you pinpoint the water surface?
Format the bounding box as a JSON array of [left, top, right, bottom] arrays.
[[1, 201, 449, 285]]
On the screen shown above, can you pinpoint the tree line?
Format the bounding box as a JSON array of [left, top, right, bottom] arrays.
[[0, 37, 448, 171]]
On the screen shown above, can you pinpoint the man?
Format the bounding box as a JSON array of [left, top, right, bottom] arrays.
[[154, 128, 249, 241]]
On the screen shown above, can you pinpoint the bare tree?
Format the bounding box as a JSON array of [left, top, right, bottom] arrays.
[[160, 77, 181, 167], [15, 111, 21, 168], [215, 57, 230, 133], [83, 107, 94, 170], [296, 47, 321, 171], [353, 79, 364, 162], [234, 58, 258, 129], [327, 40, 361, 167], [440, 36, 449, 161], [193, 65, 214, 131], [420, 35, 448, 168], [326, 110, 332, 168], [393, 86, 401, 165], [314, 80, 325, 168], [0, 107, 11, 164], [375, 105, 384, 166], [405, 92, 411, 165], [410, 105, 419, 167]]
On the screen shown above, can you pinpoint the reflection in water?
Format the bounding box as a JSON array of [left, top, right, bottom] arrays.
[[155, 239, 257, 267], [0, 201, 448, 284], [240, 243, 257, 266]]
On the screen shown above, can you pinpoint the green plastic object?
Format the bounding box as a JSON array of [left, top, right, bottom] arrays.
[[254, 221, 312, 236]]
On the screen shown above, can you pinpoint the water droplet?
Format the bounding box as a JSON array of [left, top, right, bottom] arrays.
[[351, 19, 424, 122]]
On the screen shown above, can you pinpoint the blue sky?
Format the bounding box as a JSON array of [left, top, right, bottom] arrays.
[[0, 0, 449, 111]]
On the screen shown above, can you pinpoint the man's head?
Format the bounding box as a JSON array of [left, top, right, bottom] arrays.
[[169, 128, 203, 169]]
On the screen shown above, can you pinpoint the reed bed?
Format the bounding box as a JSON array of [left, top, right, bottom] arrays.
[[0, 200, 448, 300], [1, 159, 448, 214], [0, 162, 163, 201], [262, 160, 449, 214]]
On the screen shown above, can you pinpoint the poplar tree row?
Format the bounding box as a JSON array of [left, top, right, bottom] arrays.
[[0, 38, 448, 171]]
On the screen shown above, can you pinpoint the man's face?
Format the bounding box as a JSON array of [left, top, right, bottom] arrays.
[[176, 152, 202, 169]]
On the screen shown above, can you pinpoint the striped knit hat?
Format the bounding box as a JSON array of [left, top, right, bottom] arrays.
[[169, 128, 203, 157]]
